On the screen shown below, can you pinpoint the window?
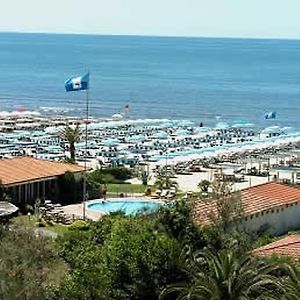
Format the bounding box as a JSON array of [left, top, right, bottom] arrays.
[[250, 215, 254, 219], [256, 213, 259, 218], [271, 209, 274, 213]]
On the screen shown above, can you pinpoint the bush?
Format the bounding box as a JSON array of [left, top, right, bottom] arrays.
[[103, 167, 132, 181], [56, 215, 182, 300], [88, 167, 133, 185], [69, 220, 90, 231]]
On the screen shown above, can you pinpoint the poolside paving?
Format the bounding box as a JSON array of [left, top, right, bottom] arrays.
[[62, 203, 104, 221]]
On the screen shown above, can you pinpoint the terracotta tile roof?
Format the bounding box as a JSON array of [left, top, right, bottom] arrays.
[[0, 157, 84, 186], [253, 235, 300, 260], [194, 182, 300, 226]]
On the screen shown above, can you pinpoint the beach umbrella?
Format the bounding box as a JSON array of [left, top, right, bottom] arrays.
[[161, 121, 175, 127], [111, 113, 123, 121], [44, 145, 63, 152], [194, 127, 212, 134], [261, 126, 281, 134], [178, 120, 194, 127], [153, 131, 168, 139], [232, 120, 254, 128], [215, 122, 229, 130], [127, 135, 146, 143], [280, 127, 294, 134], [102, 139, 119, 147], [174, 129, 189, 136], [44, 127, 61, 134]]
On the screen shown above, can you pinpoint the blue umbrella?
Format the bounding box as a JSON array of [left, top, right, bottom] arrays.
[[215, 122, 229, 130], [153, 131, 168, 139], [102, 139, 119, 146]]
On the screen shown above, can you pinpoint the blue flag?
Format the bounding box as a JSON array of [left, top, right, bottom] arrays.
[[265, 111, 276, 120], [65, 73, 89, 92]]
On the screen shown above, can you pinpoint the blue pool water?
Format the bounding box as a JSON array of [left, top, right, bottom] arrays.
[[88, 199, 162, 215]]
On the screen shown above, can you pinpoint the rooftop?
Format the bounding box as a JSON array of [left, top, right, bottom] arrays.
[[0, 157, 84, 186], [194, 181, 300, 225], [253, 235, 300, 260]]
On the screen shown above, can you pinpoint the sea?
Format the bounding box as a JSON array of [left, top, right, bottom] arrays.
[[1, 32, 300, 129]]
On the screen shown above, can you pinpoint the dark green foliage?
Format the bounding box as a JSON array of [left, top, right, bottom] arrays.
[[60, 124, 81, 162], [139, 170, 151, 186], [3, 177, 300, 300], [283, 263, 300, 300], [197, 179, 211, 192], [158, 199, 207, 250], [103, 167, 132, 181], [56, 214, 182, 300], [87, 167, 133, 186], [161, 245, 285, 300], [0, 225, 66, 300]]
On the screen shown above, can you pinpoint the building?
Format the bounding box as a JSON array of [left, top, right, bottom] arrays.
[[253, 235, 300, 260], [0, 156, 84, 206], [193, 181, 300, 235]]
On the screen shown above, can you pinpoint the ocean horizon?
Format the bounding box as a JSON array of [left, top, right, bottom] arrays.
[[1, 32, 300, 129]]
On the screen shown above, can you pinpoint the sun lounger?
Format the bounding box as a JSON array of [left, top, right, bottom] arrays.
[[160, 190, 168, 198]]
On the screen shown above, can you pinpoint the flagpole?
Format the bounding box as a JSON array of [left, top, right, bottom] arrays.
[[83, 72, 89, 220]]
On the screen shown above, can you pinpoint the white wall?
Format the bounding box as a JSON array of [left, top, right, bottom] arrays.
[[243, 201, 300, 235]]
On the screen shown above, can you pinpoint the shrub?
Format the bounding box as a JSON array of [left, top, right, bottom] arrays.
[[69, 220, 90, 231], [103, 167, 132, 181]]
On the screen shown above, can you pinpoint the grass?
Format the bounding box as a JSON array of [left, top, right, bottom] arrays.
[[106, 183, 149, 195], [12, 215, 69, 235]]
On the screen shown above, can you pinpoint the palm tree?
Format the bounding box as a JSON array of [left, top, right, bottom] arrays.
[[160, 247, 283, 300], [60, 124, 81, 162], [197, 180, 211, 193], [283, 264, 300, 300], [139, 170, 152, 186]]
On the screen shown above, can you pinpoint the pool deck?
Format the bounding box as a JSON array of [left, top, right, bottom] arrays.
[[62, 203, 104, 221]]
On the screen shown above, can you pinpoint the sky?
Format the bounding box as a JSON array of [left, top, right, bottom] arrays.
[[1, 0, 300, 39]]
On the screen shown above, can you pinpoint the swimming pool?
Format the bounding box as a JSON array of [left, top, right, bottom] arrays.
[[87, 198, 162, 216]]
